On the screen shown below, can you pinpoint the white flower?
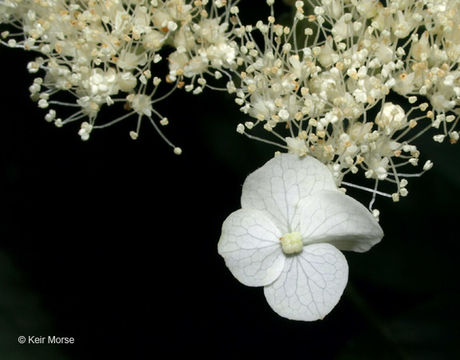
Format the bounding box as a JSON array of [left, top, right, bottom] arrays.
[[128, 94, 152, 117], [218, 153, 383, 321], [286, 137, 308, 157]]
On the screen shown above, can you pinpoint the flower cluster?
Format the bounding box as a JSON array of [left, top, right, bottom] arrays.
[[228, 0, 459, 206], [0, 0, 239, 152], [2, 0, 458, 194]]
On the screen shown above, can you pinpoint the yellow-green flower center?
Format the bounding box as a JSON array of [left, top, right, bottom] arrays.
[[280, 232, 303, 255]]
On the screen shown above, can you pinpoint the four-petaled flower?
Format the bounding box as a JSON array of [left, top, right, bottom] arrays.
[[218, 153, 384, 321]]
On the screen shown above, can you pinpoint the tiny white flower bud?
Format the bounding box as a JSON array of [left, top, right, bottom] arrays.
[[193, 87, 203, 95], [44, 110, 56, 122], [433, 134, 445, 143], [230, 6, 239, 14], [27, 61, 40, 73], [408, 96, 417, 104], [278, 109, 290, 121], [38, 99, 49, 108], [245, 122, 254, 130], [153, 77, 161, 86], [400, 188, 408, 197], [423, 160, 433, 171], [372, 209, 380, 220], [167, 21, 178, 31]]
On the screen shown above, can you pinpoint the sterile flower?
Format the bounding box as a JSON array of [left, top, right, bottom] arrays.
[[218, 153, 383, 321]]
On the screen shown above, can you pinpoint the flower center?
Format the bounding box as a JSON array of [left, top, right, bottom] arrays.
[[280, 232, 303, 255]]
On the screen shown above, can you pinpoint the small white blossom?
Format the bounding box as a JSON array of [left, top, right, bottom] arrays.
[[286, 137, 308, 157], [129, 94, 153, 117]]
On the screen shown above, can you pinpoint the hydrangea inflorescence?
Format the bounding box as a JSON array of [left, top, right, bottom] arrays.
[[228, 0, 459, 206], [1, 0, 459, 321], [0, 0, 240, 153]]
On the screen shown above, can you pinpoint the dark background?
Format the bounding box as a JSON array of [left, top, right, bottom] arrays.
[[1, 2, 459, 359]]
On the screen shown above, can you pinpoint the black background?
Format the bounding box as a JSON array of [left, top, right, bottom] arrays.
[[1, 1, 459, 359]]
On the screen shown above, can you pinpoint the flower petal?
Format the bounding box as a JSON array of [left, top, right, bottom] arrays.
[[218, 208, 285, 287], [241, 154, 337, 233], [293, 190, 383, 252], [263, 243, 348, 321]]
